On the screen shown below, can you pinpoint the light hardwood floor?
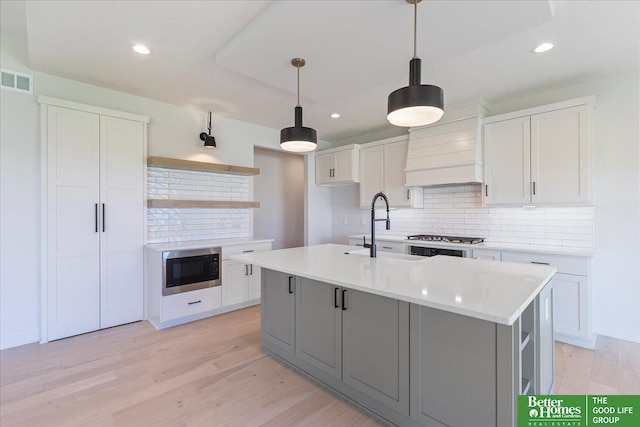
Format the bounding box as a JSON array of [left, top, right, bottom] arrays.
[[1, 306, 638, 426]]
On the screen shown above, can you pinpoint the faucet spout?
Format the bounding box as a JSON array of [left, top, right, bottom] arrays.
[[370, 192, 391, 258]]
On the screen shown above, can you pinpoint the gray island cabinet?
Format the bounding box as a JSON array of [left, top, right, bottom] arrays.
[[234, 244, 556, 427]]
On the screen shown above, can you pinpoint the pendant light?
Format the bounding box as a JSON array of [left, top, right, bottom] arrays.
[[280, 58, 317, 152], [387, 0, 444, 127]]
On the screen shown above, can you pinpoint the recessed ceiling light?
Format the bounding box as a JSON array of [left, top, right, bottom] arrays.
[[330, 113, 340, 119], [132, 44, 150, 55], [532, 42, 554, 54]]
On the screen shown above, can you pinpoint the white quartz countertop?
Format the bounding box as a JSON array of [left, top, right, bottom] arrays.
[[348, 234, 595, 257], [231, 244, 556, 326], [145, 237, 274, 252]]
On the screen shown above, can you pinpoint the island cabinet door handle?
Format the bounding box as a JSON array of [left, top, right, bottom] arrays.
[[245, 265, 248, 276], [334, 287, 340, 308], [341, 289, 348, 310], [188, 300, 201, 305], [102, 203, 105, 232], [94, 203, 98, 232], [288, 276, 294, 294], [250, 264, 253, 275], [531, 261, 550, 265]]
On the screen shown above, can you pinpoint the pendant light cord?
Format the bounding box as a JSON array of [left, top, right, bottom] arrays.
[[413, 0, 418, 59], [296, 64, 301, 107]]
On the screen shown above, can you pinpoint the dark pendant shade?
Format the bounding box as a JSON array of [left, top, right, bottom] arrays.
[[387, 55, 444, 127], [280, 106, 317, 153]]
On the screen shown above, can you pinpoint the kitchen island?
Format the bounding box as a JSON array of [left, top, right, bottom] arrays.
[[231, 244, 556, 427]]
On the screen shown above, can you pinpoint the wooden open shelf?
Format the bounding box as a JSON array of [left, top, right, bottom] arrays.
[[148, 156, 260, 176], [147, 200, 260, 209]]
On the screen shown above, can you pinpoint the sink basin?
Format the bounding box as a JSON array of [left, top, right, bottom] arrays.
[[347, 249, 424, 261]]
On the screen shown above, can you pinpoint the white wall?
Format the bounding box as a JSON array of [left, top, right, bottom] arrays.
[[254, 148, 305, 250], [0, 33, 332, 349]]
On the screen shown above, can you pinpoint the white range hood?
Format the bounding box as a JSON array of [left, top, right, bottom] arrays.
[[405, 101, 489, 187]]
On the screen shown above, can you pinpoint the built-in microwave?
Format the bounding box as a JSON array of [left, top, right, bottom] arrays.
[[162, 248, 221, 296]]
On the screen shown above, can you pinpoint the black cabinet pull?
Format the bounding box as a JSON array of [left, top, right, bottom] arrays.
[[245, 264, 248, 276], [485, 184, 489, 197], [250, 264, 253, 275], [341, 289, 348, 310], [288, 276, 294, 294], [531, 261, 550, 266], [102, 203, 105, 232], [188, 300, 201, 305], [407, 189, 410, 200], [334, 287, 340, 308], [382, 246, 393, 250], [94, 203, 98, 232], [242, 250, 254, 253], [532, 181, 536, 195]]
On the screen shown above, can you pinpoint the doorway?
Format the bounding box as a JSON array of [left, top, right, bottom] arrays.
[[253, 147, 304, 249]]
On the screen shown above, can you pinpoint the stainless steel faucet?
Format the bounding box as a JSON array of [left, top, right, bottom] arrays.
[[369, 192, 391, 258]]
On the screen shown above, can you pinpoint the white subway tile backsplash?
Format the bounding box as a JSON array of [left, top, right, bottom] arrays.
[[375, 183, 594, 248], [146, 166, 251, 243]]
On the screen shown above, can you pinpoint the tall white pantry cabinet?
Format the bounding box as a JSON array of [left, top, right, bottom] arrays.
[[40, 97, 148, 342]]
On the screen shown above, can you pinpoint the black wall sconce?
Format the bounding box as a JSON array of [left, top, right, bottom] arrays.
[[200, 111, 216, 148]]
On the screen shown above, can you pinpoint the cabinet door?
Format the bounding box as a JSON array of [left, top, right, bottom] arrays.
[[221, 260, 249, 306], [46, 106, 101, 341], [342, 289, 409, 415], [333, 149, 354, 182], [248, 265, 261, 300], [384, 140, 412, 207], [295, 278, 342, 379], [261, 269, 296, 354], [537, 282, 555, 394], [552, 273, 589, 340], [483, 117, 531, 204], [315, 153, 334, 184], [531, 105, 590, 204], [99, 116, 145, 328], [359, 146, 384, 207]]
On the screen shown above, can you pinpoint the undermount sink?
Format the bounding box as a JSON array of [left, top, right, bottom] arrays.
[[347, 248, 424, 262]]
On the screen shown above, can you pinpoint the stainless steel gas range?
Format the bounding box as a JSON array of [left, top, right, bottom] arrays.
[[407, 234, 485, 258]]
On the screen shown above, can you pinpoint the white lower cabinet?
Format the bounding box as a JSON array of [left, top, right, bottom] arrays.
[[221, 260, 261, 306], [348, 238, 405, 254], [472, 249, 502, 261], [162, 287, 221, 322], [501, 251, 593, 348]]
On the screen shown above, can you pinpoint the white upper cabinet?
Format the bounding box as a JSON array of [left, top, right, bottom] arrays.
[[530, 105, 590, 204], [359, 137, 423, 208], [315, 144, 360, 185], [483, 98, 592, 206], [483, 117, 531, 205]]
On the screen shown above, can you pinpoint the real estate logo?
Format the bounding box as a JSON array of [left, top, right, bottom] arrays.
[[518, 395, 640, 427]]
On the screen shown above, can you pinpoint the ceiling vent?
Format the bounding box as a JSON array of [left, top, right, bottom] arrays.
[[1, 69, 33, 94]]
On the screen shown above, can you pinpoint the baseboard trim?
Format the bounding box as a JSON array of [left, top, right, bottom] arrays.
[[1, 327, 40, 350]]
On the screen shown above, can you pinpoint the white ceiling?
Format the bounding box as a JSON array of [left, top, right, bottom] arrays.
[[2, 1, 639, 142]]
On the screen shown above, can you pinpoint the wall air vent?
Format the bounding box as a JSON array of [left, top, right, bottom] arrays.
[[1, 69, 33, 94]]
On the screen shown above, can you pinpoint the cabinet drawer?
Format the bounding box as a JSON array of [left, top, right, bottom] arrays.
[[501, 251, 588, 276], [377, 241, 405, 253], [221, 242, 272, 260], [162, 287, 221, 321]]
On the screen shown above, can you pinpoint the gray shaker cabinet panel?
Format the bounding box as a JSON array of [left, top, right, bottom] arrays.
[[295, 278, 342, 379], [410, 305, 497, 427], [261, 269, 295, 354], [342, 289, 410, 416]]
